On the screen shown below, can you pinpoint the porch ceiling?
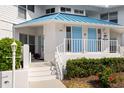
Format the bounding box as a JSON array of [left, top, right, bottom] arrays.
[[15, 13, 124, 30]]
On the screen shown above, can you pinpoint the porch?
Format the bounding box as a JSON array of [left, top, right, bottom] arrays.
[[64, 39, 119, 53], [14, 13, 124, 63]]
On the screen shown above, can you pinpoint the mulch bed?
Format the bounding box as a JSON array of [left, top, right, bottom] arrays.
[[62, 72, 124, 88]]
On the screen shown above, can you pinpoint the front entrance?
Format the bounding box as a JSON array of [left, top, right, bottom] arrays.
[[19, 33, 44, 61], [72, 26, 82, 52], [29, 35, 35, 55], [66, 26, 82, 52], [87, 28, 97, 52]]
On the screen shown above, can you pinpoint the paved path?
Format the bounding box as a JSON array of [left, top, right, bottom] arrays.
[[29, 79, 66, 88]]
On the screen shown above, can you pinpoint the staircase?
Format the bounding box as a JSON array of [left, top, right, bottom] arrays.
[[28, 62, 57, 82]]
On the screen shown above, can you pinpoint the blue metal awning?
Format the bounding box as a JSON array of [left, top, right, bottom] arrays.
[[15, 13, 121, 28]]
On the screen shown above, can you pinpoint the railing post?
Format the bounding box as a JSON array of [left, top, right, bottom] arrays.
[[83, 39, 86, 53], [101, 39, 103, 52], [64, 38, 65, 53], [23, 44, 30, 69], [117, 40, 119, 53]]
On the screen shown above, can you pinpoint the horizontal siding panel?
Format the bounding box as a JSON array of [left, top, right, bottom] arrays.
[[0, 21, 13, 31], [0, 30, 12, 39]]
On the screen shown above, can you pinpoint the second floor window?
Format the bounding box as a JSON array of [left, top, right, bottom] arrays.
[[60, 7, 71, 13], [46, 8, 55, 14], [100, 11, 118, 23], [18, 5, 26, 19], [74, 9, 84, 15], [100, 13, 108, 20], [109, 12, 118, 23], [28, 5, 35, 12]]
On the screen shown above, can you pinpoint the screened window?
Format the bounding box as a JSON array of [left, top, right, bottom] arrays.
[[46, 8, 55, 14], [18, 5, 26, 19], [100, 11, 118, 23], [74, 9, 84, 14], [28, 5, 35, 12], [100, 13, 108, 20], [61, 7, 71, 13], [109, 12, 118, 23]]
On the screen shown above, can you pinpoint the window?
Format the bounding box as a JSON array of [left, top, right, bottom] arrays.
[[100, 11, 118, 23], [66, 26, 71, 38], [100, 13, 108, 20], [19, 34, 27, 44], [74, 9, 84, 15], [109, 12, 118, 23], [18, 5, 26, 19], [66, 26, 71, 52], [28, 5, 35, 12], [60, 7, 71, 13], [46, 8, 55, 14]]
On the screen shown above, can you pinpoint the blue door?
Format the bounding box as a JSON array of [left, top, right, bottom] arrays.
[[88, 28, 97, 52], [72, 26, 82, 52]]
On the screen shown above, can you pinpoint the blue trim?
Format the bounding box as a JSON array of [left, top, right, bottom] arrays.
[[72, 26, 82, 52], [88, 28, 97, 52]]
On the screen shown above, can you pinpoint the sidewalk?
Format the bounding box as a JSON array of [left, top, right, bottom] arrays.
[[29, 79, 66, 88]]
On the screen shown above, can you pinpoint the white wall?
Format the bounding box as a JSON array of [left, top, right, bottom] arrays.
[[0, 20, 13, 39], [0, 69, 28, 88], [44, 23, 56, 61], [0, 5, 44, 39], [0, 5, 44, 24], [110, 30, 122, 45], [55, 23, 66, 46], [117, 7, 124, 25]]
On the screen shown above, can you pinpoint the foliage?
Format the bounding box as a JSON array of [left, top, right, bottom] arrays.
[[97, 65, 113, 87], [65, 57, 124, 79], [0, 38, 22, 71]]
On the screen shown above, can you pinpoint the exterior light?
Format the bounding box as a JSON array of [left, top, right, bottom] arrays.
[[11, 41, 17, 52], [11, 41, 17, 88]]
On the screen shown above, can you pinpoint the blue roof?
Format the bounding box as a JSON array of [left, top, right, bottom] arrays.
[[16, 13, 120, 27]]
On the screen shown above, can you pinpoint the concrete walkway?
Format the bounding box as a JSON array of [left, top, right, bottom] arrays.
[[29, 79, 66, 88]]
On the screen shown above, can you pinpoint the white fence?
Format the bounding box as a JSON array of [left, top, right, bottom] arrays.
[[64, 39, 119, 53]]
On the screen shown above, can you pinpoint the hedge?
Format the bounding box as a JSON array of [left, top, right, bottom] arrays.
[[65, 57, 124, 79], [0, 38, 22, 71]]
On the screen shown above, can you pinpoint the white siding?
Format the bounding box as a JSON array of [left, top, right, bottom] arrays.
[[44, 23, 56, 61], [0, 5, 44, 39], [0, 5, 44, 24], [118, 7, 124, 25]]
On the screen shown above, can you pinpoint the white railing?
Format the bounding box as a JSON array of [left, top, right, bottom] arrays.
[[55, 43, 64, 80], [64, 38, 119, 53]]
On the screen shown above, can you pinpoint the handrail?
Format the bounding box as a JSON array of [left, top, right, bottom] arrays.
[[64, 38, 119, 53], [55, 43, 64, 80]]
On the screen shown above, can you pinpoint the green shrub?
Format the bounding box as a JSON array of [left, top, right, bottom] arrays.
[[0, 38, 22, 71], [97, 65, 113, 87], [65, 57, 124, 79]]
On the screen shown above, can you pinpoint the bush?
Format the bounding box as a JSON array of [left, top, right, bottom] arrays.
[[65, 57, 124, 79], [97, 65, 113, 87], [0, 38, 22, 71]]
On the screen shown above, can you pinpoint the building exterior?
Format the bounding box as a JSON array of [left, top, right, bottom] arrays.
[[1, 5, 124, 84], [1, 5, 124, 38], [1, 5, 124, 62]]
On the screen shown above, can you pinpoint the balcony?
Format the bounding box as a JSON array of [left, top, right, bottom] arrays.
[[57, 38, 119, 54]]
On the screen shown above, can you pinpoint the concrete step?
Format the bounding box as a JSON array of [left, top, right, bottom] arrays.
[[29, 66, 51, 72], [29, 62, 51, 67], [29, 70, 53, 77], [29, 75, 56, 81]]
